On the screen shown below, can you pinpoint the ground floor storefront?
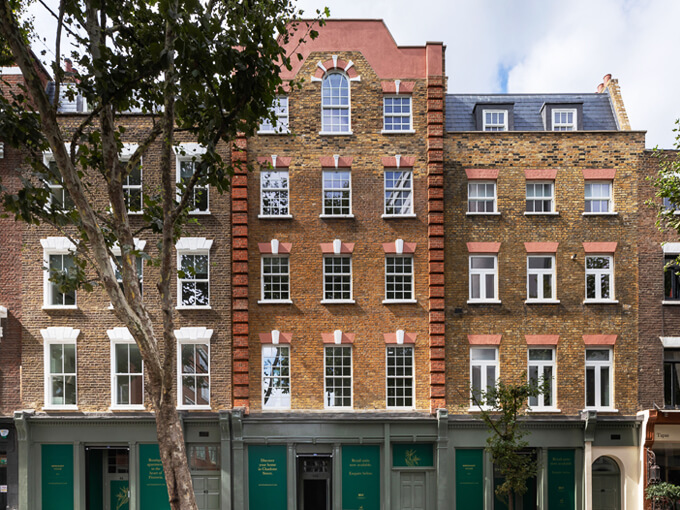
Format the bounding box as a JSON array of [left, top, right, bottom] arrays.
[[13, 410, 640, 509]]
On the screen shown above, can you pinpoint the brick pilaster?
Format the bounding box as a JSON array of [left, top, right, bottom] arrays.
[[231, 135, 249, 412], [426, 46, 446, 412]]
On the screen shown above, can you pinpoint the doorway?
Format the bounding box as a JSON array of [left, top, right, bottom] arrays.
[[297, 455, 331, 510], [188, 444, 221, 510], [85, 447, 129, 510], [399, 472, 426, 510], [592, 456, 621, 510]]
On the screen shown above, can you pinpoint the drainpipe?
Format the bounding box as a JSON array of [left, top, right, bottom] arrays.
[[581, 410, 597, 510]]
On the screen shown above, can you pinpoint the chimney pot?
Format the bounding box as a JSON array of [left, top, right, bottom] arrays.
[[596, 83, 605, 93], [603, 74, 612, 85]]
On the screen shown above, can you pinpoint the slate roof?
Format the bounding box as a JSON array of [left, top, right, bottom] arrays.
[[445, 92, 619, 132]]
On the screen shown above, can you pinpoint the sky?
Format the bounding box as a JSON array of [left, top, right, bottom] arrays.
[[26, 0, 680, 148]]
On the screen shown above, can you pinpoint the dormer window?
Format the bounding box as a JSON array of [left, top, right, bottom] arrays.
[[483, 110, 507, 131], [321, 72, 350, 134], [473, 103, 513, 131], [542, 103, 582, 131], [552, 109, 577, 131]]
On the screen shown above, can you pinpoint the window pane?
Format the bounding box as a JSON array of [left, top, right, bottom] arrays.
[[600, 367, 610, 407], [528, 274, 538, 299], [471, 257, 494, 269], [485, 274, 495, 299], [586, 349, 610, 361], [116, 344, 129, 373], [586, 366, 595, 407], [471, 348, 496, 361], [529, 349, 552, 361]]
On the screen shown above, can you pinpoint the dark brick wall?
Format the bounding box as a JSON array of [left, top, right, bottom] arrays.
[[638, 150, 680, 410]]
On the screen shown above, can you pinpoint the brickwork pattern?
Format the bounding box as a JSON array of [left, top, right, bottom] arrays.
[[246, 51, 432, 412], [638, 150, 680, 409], [444, 131, 645, 416], [0, 144, 24, 415], [19, 116, 233, 412]]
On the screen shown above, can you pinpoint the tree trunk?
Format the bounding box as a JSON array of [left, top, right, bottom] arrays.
[[155, 395, 197, 510]]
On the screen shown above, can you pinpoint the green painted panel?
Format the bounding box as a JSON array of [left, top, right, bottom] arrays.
[[548, 449, 575, 510], [41, 444, 74, 510], [139, 444, 170, 510], [110, 480, 129, 510], [248, 445, 287, 510], [455, 449, 483, 510], [342, 445, 380, 510], [392, 444, 434, 467]]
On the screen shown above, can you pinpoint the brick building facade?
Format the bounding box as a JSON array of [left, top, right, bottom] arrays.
[[0, 18, 673, 510]]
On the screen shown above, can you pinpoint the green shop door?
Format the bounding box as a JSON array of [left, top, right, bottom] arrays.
[[188, 444, 221, 510], [85, 447, 129, 510]]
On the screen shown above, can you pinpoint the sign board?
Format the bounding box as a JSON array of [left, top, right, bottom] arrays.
[[455, 449, 484, 510], [392, 443, 434, 467], [654, 425, 680, 443], [139, 444, 170, 510], [248, 445, 287, 510], [41, 444, 74, 510], [342, 445, 380, 510], [548, 449, 575, 510]]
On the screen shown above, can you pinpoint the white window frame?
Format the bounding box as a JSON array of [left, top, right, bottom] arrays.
[[527, 347, 558, 411], [175, 327, 212, 410], [324, 345, 353, 409], [470, 347, 499, 409], [382, 95, 413, 133], [482, 109, 507, 131], [43, 152, 74, 211], [175, 143, 209, 215], [111, 239, 146, 303], [584, 181, 614, 214], [259, 169, 291, 218], [320, 71, 352, 135], [260, 255, 291, 303], [258, 96, 290, 134], [585, 254, 616, 303], [552, 108, 577, 131], [41, 237, 77, 309], [384, 255, 415, 303], [321, 169, 353, 217], [262, 344, 291, 409], [176, 238, 213, 309], [467, 181, 498, 214], [468, 255, 499, 303], [41, 327, 79, 410], [109, 329, 145, 410], [120, 144, 143, 214], [525, 181, 555, 214], [526, 255, 557, 303], [386, 345, 414, 409], [322, 255, 354, 304], [585, 348, 615, 411], [383, 169, 415, 217]]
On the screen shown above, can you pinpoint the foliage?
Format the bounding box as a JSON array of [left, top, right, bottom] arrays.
[[0, 1, 326, 508], [646, 482, 680, 510], [650, 119, 680, 231], [472, 377, 546, 510]]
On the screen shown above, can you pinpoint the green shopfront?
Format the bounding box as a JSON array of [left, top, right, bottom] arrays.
[[13, 410, 638, 509]]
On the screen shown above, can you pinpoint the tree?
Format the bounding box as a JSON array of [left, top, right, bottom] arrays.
[[471, 378, 545, 510], [0, 1, 325, 508], [651, 120, 680, 229]]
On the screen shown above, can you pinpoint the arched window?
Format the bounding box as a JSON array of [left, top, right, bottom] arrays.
[[321, 72, 350, 133]]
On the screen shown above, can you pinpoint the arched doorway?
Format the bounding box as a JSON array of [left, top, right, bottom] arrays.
[[592, 456, 621, 510]]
